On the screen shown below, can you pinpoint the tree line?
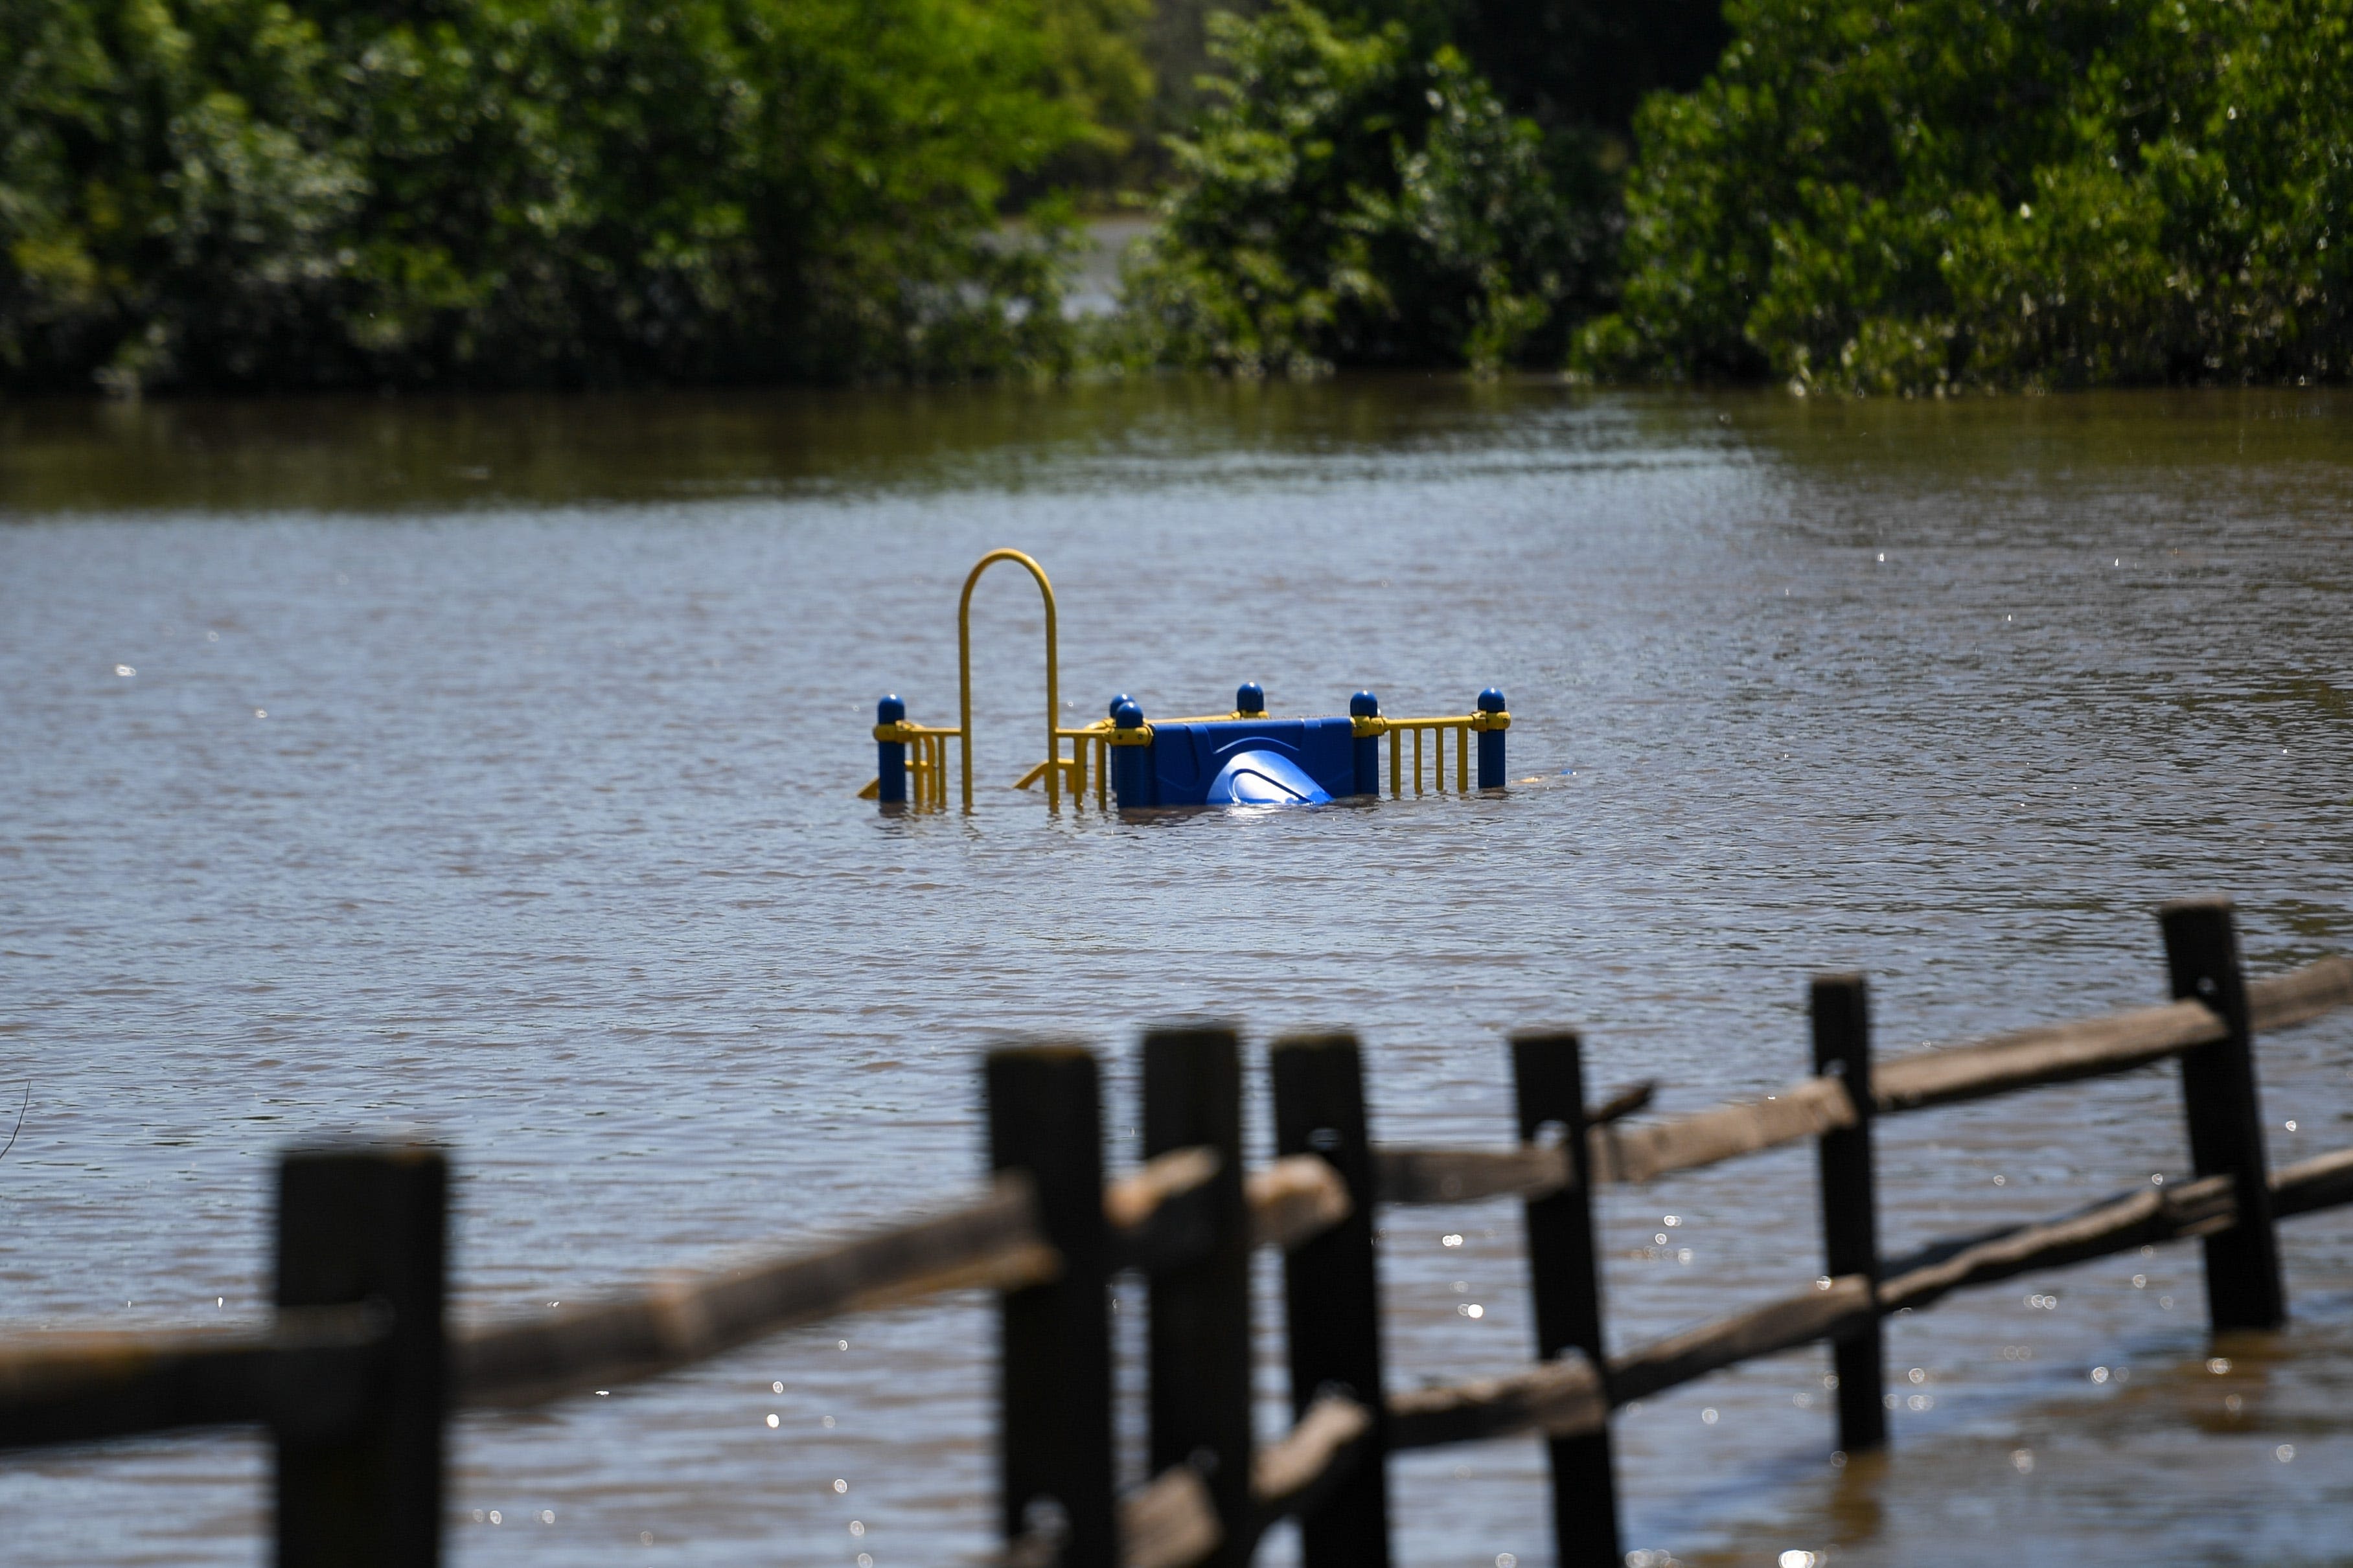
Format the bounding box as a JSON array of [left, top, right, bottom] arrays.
[[5, 0, 2348, 394]]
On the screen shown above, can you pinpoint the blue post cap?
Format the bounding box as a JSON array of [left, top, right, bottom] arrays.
[[1113, 699, 1145, 729], [1108, 692, 1134, 718], [878, 694, 906, 723], [1349, 690, 1380, 717], [1236, 681, 1265, 715], [1478, 687, 1507, 713]]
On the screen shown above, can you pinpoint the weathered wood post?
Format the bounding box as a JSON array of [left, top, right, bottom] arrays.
[[2160, 896, 2286, 1330], [274, 1144, 447, 1568], [1811, 973, 1886, 1453], [1143, 1025, 1252, 1565], [1510, 1030, 1620, 1568], [988, 1045, 1118, 1566], [1270, 1033, 1392, 1568]]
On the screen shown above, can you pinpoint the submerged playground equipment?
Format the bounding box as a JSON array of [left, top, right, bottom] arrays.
[[862, 549, 1510, 811]]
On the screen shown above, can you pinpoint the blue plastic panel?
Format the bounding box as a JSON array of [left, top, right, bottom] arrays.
[[1145, 717, 1357, 807]]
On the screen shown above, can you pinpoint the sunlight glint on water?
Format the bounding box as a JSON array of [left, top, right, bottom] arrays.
[[1, 382, 2350, 1566]]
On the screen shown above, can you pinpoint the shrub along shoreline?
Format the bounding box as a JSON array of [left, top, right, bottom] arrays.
[[5, 0, 2347, 394], [1579, 0, 2353, 392], [0, 0, 1128, 394]]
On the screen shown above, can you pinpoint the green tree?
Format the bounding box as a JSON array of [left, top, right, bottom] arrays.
[[0, 0, 1133, 393], [1116, 0, 1605, 374], [0, 0, 367, 392], [1578, 0, 2353, 391]]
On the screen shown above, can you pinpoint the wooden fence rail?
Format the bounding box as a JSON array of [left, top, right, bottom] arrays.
[[3, 896, 2351, 1568]]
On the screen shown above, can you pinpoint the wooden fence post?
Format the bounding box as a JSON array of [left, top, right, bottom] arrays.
[[1143, 1025, 1252, 1565], [2160, 897, 2286, 1330], [274, 1144, 447, 1568], [1811, 973, 1886, 1453], [988, 1045, 1118, 1567], [1510, 1030, 1620, 1568], [1270, 1033, 1392, 1568]]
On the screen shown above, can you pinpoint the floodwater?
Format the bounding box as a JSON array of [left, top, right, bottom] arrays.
[[3, 381, 2351, 1567]]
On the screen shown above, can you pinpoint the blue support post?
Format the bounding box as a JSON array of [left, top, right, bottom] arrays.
[[1110, 699, 1153, 810], [1350, 691, 1381, 797], [1476, 687, 1507, 790], [876, 694, 908, 806], [1236, 682, 1265, 716]]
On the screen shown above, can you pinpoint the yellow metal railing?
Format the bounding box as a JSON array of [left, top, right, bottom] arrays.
[[869, 550, 1094, 811], [961, 549, 1072, 812], [1047, 704, 1252, 813], [1016, 740, 1089, 804], [861, 722, 961, 810], [1048, 723, 1110, 812], [862, 717, 1111, 813], [1353, 709, 1511, 797]]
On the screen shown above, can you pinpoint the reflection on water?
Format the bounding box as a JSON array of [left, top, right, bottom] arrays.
[[2, 380, 2350, 1566], [6, 380, 2349, 512]]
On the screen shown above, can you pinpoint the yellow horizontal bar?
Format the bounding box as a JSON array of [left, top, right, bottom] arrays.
[[1355, 714, 1510, 734], [1053, 710, 1505, 741], [1013, 758, 1086, 791]]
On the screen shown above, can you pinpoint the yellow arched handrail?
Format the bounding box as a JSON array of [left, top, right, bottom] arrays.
[[958, 549, 1060, 812]]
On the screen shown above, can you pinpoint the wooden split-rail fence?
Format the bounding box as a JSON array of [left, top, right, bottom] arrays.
[[6, 896, 2353, 1567]]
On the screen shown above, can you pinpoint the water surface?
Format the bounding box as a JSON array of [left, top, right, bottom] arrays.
[[3, 381, 2351, 1566]]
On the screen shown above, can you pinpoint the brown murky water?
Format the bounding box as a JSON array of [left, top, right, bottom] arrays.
[[3, 381, 2350, 1566]]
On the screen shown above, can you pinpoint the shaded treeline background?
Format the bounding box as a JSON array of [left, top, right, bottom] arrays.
[[0, 0, 1126, 391], [4, 0, 2348, 392]]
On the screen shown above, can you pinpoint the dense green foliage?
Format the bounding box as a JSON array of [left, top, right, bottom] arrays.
[[1578, 0, 2353, 391], [14, 0, 2347, 393], [1114, 0, 1606, 373], [0, 0, 1139, 392]]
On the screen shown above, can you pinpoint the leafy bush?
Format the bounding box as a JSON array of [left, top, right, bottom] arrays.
[[1578, 0, 2353, 391], [1115, 0, 1608, 374], [0, 0, 1132, 393]]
